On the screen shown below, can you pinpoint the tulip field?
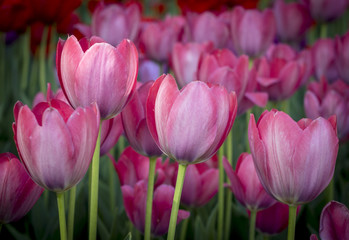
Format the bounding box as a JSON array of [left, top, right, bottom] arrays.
[[1, 0, 349, 240]]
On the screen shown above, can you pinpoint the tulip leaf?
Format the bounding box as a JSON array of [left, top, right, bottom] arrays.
[[97, 216, 110, 240], [5, 224, 31, 240], [123, 232, 132, 240], [194, 215, 206, 240]]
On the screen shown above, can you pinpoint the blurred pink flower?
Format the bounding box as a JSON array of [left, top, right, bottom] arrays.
[[301, 0, 348, 22], [335, 30, 349, 84]]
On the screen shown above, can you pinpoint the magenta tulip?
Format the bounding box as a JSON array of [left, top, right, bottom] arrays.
[[248, 109, 339, 205], [0, 153, 43, 223], [140, 15, 187, 62], [57, 35, 138, 119], [224, 153, 276, 210], [171, 41, 214, 88], [100, 114, 123, 155], [186, 11, 229, 48], [301, 0, 348, 22], [230, 6, 276, 57], [121, 180, 190, 236], [312, 38, 339, 83], [146, 74, 237, 164], [335, 30, 349, 84], [13, 100, 100, 192], [319, 201, 349, 240], [273, 0, 312, 42], [121, 81, 162, 157], [304, 77, 349, 142]]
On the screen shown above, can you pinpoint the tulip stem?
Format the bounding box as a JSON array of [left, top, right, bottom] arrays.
[[39, 26, 49, 93], [145, 156, 157, 240], [108, 148, 116, 211], [179, 216, 189, 240], [287, 205, 297, 240], [89, 124, 102, 240], [224, 131, 233, 240], [325, 178, 334, 202], [218, 146, 225, 240], [167, 163, 188, 240], [57, 192, 67, 240], [320, 23, 327, 38], [246, 109, 252, 153], [249, 209, 257, 240], [20, 28, 30, 92], [68, 186, 76, 240]]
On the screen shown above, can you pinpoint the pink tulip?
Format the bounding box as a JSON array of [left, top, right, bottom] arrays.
[[0, 153, 43, 223], [100, 114, 123, 155], [335, 30, 349, 83], [33, 85, 69, 107], [223, 153, 276, 211], [312, 38, 339, 83], [186, 11, 229, 48], [254, 202, 300, 235], [171, 41, 214, 88], [13, 100, 100, 192], [112, 147, 165, 188], [56, 35, 138, 119], [301, 0, 348, 22], [121, 180, 190, 236], [121, 81, 162, 157], [304, 77, 349, 142], [140, 15, 187, 62], [319, 201, 349, 240], [146, 74, 237, 164], [248, 109, 338, 205], [230, 6, 276, 57], [273, 0, 312, 42], [75, 3, 141, 46]]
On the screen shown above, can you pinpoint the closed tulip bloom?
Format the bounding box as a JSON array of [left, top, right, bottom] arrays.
[[171, 41, 214, 88], [301, 0, 348, 22], [224, 153, 276, 211], [248, 110, 339, 205], [312, 38, 339, 83], [319, 201, 349, 240], [186, 11, 229, 49], [146, 74, 237, 164], [13, 100, 100, 192], [273, 0, 312, 43], [121, 180, 190, 236], [230, 6, 276, 57], [57, 35, 138, 119], [304, 78, 349, 142], [0, 0, 32, 32], [75, 3, 141, 46], [0, 153, 43, 223], [121, 81, 162, 157], [335, 30, 349, 84], [100, 114, 123, 155]]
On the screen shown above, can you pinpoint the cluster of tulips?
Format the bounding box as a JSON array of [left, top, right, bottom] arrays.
[[1, 0, 349, 240]]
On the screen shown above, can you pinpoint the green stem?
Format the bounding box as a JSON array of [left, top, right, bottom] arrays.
[[179, 216, 189, 240], [218, 147, 225, 240], [117, 136, 125, 157], [224, 131, 233, 240], [89, 124, 102, 240], [287, 205, 297, 240], [280, 99, 290, 114], [109, 148, 116, 211], [145, 156, 157, 240], [320, 23, 327, 39], [167, 163, 188, 240], [57, 192, 67, 240], [249, 209, 257, 240], [246, 108, 252, 153], [39, 26, 49, 93], [68, 186, 76, 240], [325, 179, 334, 202], [263, 235, 269, 240], [20, 28, 30, 92]]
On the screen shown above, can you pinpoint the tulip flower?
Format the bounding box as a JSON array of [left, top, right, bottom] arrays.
[[301, 0, 348, 22], [121, 81, 162, 157], [171, 41, 214, 88], [100, 114, 123, 156], [318, 201, 349, 240], [75, 3, 141, 46], [57, 35, 138, 120], [335, 30, 349, 84], [273, 0, 312, 43], [304, 77, 349, 142], [230, 6, 276, 57], [146, 74, 237, 239], [140, 15, 187, 62], [0, 153, 43, 224], [121, 180, 190, 236], [0, 0, 32, 32], [249, 109, 338, 239], [312, 38, 339, 83], [186, 11, 229, 48], [13, 100, 100, 192]]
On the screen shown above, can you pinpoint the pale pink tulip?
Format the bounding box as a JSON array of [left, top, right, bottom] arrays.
[[335, 30, 349, 84]]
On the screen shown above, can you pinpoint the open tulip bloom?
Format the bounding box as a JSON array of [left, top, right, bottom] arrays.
[[248, 109, 339, 240], [146, 74, 237, 240]]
